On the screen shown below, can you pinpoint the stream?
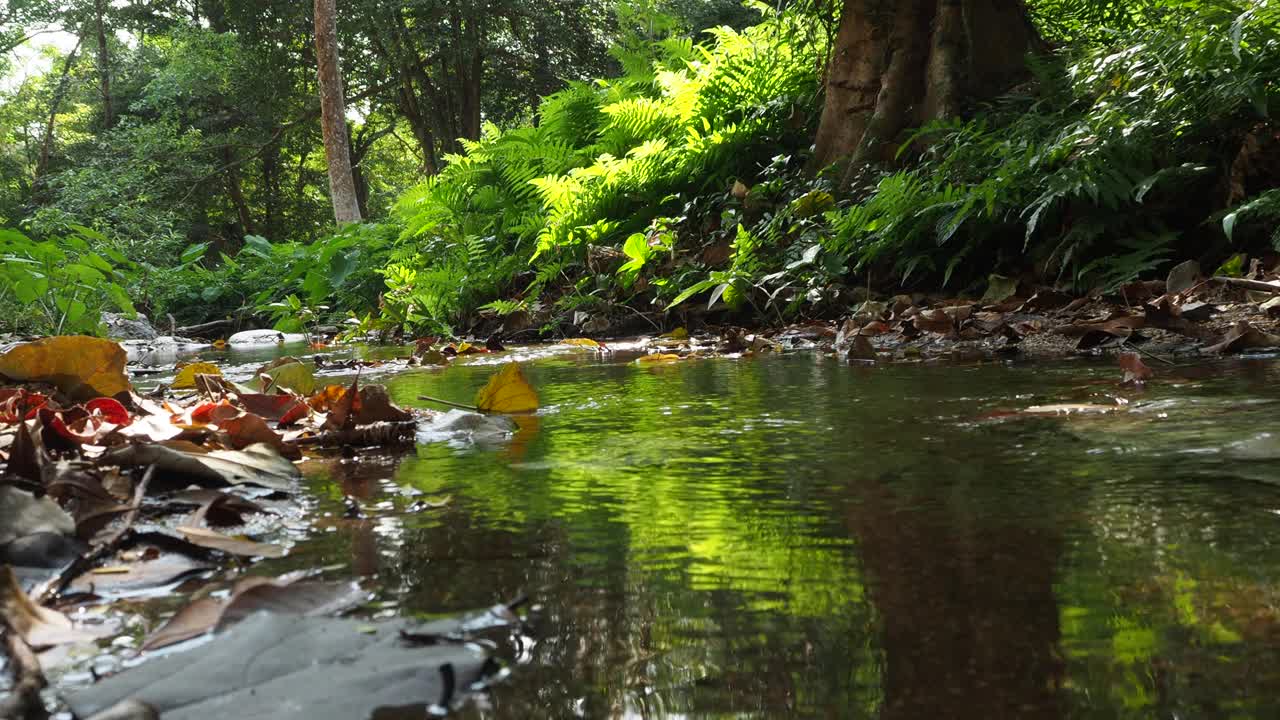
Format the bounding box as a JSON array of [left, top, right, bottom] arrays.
[[114, 346, 1280, 716]]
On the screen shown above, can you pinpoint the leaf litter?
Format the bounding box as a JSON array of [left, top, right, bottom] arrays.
[[0, 335, 535, 718]]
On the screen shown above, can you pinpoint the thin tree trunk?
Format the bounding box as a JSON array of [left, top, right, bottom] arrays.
[[93, 0, 113, 129], [222, 146, 255, 235], [313, 0, 363, 225], [34, 34, 84, 188], [813, 0, 1043, 177]]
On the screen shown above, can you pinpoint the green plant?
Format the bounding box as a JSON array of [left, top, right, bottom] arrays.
[[0, 226, 138, 335]]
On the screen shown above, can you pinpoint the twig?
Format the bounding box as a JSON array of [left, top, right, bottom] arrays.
[[1122, 340, 1176, 366], [417, 395, 479, 411], [0, 628, 48, 720], [1211, 276, 1280, 294], [40, 465, 155, 603]]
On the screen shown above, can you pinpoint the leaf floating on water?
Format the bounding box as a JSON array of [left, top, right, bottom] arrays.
[[176, 526, 286, 558], [1022, 403, 1120, 416], [259, 359, 316, 395], [1, 565, 100, 647], [0, 336, 129, 400], [172, 362, 222, 390], [637, 353, 682, 364], [100, 441, 301, 490], [1119, 352, 1153, 386], [562, 338, 600, 348], [474, 362, 539, 414]]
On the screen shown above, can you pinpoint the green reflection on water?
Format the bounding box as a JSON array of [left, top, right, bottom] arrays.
[[294, 353, 1280, 718]]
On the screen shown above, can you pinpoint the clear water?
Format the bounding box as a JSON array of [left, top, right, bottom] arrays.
[[154, 348, 1280, 717]]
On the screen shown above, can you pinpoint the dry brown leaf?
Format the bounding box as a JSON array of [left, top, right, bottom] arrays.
[[175, 526, 286, 558], [1119, 353, 1154, 385]]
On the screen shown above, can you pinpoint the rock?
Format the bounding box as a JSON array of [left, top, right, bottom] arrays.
[[228, 329, 309, 346], [102, 312, 159, 340], [1166, 260, 1201, 296]]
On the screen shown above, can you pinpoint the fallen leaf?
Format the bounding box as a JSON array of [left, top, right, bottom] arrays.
[[352, 385, 412, 424], [69, 551, 211, 597], [86, 397, 131, 426], [982, 274, 1020, 305], [846, 335, 877, 361], [474, 363, 539, 413], [0, 485, 76, 548], [563, 338, 600, 348], [99, 442, 301, 490], [0, 336, 129, 400], [235, 394, 309, 425], [172, 363, 223, 390], [1119, 353, 1154, 385], [912, 309, 954, 334], [1, 565, 100, 647], [70, 610, 510, 720], [1207, 321, 1280, 354], [1166, 259, 1201, 296], [321, 377, 360, 431], [216, 412, 299, 460], [1022, 404, 1120, 415], [259, 359, 316, 395], [636, 353, 682, 364], [175, 526, 285, 558]]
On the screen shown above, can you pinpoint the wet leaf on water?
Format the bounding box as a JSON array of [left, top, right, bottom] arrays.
[[70, 610, 509, 720], [216, 412, 300, 460], [562, 338, 600, 348], [1022, 403, 1121, 416], [662, 327, 689, 341], [352, 385, 412, 424], [69, 551, 211, 597], [99, 442, 301, 490], [636, 353, 682, 364], [474, 363, 539, 413], [171, 363, 222, 390], [259, 359, 316, 395], [0, 336, 130, 400], [235, 393, 309, 425], [0, 485, 75, 549], [1119, 353, 1154, 385], [321, 377, 360, 431], [175, 526, 285, 558], [1, 565, 100, 647]]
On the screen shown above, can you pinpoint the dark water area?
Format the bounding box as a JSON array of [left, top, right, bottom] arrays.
[[244, 350, 1280, 718]]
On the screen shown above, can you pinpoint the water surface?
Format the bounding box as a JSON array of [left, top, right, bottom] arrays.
[[276, 352, 1280, 718]]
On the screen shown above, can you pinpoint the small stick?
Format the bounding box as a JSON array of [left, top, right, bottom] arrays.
[[1211, 276, 1280, 294], [417, 395, 479, 412], [1123, 341, 1176, 366]]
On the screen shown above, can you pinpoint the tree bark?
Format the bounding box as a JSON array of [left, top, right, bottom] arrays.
[[813, 0, 1043, 177], [34, 33, 84, 190], [93, 0, 114, 129], [313, 0, 363, 225]]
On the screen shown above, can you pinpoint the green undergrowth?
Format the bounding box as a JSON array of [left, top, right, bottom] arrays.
[[6, 2, 1280, 339], [370, 0, 1280, 337]]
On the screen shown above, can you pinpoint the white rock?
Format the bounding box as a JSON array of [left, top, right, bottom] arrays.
[[227, 329, 309, 345]]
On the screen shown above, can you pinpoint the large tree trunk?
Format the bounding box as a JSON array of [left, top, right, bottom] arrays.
[[34, 34, 84, 191], [313, 0, 363, 225], [813, 0, 1042, 176]]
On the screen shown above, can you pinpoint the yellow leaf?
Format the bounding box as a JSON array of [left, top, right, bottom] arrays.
[[0, 336, 129, 400], [637, 353, 682, 364], [172, 362, 223, 389], [660, 327, 689, 340], [261, 360, 316, 395], [212, 339, 228, 349], [563, 338, 600, 348], [474, 362, 539, 414]]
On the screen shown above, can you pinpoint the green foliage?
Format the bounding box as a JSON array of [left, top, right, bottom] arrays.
[[0, 226, 138, 335], [820, 0, 1280, 291], [386, 10, 821, 333]]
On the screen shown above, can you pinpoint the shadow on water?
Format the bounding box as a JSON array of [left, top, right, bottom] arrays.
[[277, 352, 1280, 718]]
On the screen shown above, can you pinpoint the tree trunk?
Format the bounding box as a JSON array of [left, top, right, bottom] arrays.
[[813, 0, 1043, 176], [93, 0, 114, 129], [313, 0, 363, 225], [34, 34, 84, 191], [222, 146, 255, 236]]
